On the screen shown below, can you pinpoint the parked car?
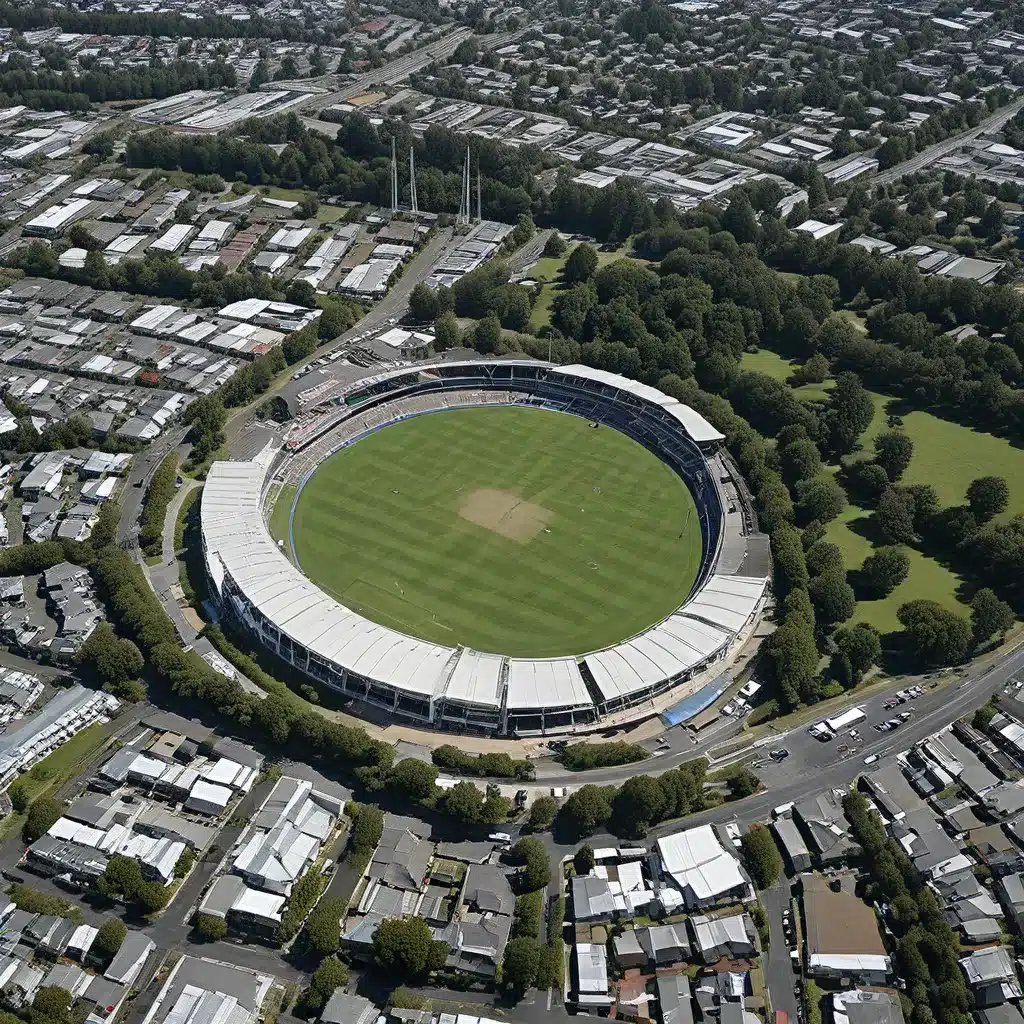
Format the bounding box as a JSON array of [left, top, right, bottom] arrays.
[[875, 722, 891, 732], [864, 754, 879, 765], [885, 718, 902, 729], [769, 748, 790, 762], [882, 699, 899, 710], [898, 711, 912, 721], [725, 823, 743, 849], [910, 685, 924, 696]]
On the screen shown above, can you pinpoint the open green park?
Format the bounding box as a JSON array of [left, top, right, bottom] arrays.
[[740, 346, 1024, 633], [529, 241, 637, 331]]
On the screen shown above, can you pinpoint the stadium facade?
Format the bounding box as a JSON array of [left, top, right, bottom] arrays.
[[201, 360, 769, 735]]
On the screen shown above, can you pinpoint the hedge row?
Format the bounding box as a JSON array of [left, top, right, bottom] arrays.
[[139, 452, 178, 555], [431, 744, 534, 780], [558, 741, 649, 772]]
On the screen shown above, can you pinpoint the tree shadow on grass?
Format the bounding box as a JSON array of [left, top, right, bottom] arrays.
[[843, 507, 889, 548]]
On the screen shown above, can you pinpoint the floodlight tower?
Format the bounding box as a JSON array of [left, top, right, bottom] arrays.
[[390, 137, 398, 213], [409, 146, 418, 216]]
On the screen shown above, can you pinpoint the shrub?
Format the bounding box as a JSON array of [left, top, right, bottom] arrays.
[[558, 741, 649, 771], [431, 745, 534, 780], [512, 890, 543, 939], [194, 914, 228, 941]]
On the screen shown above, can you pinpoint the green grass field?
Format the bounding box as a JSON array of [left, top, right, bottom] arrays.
[[739, 349, 836, 403], [898, 409, 1024, 516], [825, 505, 969, 632], [290, 407, 704, 657], [745, 342, 1024, 631]]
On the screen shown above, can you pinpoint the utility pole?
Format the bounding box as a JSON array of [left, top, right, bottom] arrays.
[[476, 159, 481, 224]]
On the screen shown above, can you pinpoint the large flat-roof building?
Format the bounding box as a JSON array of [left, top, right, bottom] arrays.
[[802, 873, 891, 984], [656, 826, 751, 909]]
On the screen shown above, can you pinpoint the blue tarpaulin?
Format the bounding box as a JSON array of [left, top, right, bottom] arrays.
[[660, 671, 731, 727]]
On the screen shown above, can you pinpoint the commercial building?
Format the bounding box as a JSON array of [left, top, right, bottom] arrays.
[[139, 954, 274, 1024], [24, 198, 94, 238], [802, 873, 891, 984], [0, 686, 119, 788], [656, 826, 751, 910]]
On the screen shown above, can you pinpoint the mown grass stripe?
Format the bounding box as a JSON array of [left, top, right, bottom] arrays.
[[292, 407, 703, 656]]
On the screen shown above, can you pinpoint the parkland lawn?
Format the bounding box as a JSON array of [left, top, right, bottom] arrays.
[[741, 347, 1024, 632]]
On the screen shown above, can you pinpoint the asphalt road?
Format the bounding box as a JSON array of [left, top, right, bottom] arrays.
[[117, 427, 191, 545], [873, 94, 1024, 185], [291, 29, 475, 113]]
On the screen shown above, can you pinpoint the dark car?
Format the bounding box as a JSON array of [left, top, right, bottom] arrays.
[[769, 748, 790, 762]]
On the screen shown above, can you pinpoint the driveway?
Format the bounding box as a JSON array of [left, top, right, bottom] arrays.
[[761, 881, 799, 1022]]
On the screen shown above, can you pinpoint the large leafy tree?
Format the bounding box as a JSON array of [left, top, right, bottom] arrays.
[[966, 476, 1009, 523], [897, 600, 972, 668], [372, 918, 449, 979], [388, 759, 438, 801], [564, 243, 598, 283], [860, 546, 910, 597], [970, 588, 1015, 644], [502, 936, 542, 997], [874, 430, 914, 481], [23, 796, 64, 844]]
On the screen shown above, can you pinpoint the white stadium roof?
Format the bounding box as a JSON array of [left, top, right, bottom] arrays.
[[548, 365, 725, 444], [506, 658, 592, 710], [202, 452, 456, 698], [680, 575, 769, 633], [585, 610, 732, 704], [444, 649, 504, 708], [202, 362, 766, 721], [334, 359, 726, 447]]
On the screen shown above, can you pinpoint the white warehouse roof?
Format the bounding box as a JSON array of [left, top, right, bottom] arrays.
[[657, 825, 746, 903]]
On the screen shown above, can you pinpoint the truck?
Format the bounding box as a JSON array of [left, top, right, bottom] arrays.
[[824, 706, 866, 733]]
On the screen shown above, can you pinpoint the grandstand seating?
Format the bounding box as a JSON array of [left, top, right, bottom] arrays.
[[201, 360, 766, 736]]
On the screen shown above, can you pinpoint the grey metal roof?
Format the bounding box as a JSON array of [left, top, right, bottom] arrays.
[[657, 973, 695, 1024], [321, 991, 378, 1024], [104, 932, 154, 982], [462, 864, 514, 916]]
